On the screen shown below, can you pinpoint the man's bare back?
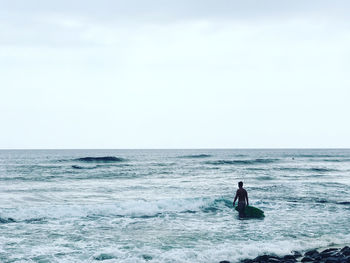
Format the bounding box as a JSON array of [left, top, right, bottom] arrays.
[[233, 181, 249, 217], [235, 188, 248, 203]]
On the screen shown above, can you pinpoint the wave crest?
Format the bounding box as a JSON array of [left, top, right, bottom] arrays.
[[322, 158, 350, 162], [0, 217, 15, 224], [72, 165, 97, 169], [178, 154, 212, 158], [274, 167, 337, 172], [74, 156, 125, 162], [205, 158, 279, 165]]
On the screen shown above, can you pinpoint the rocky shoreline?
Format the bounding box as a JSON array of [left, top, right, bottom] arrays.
[[220, 246, 350, 263]]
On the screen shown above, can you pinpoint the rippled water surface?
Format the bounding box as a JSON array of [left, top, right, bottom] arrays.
[[0, 149, 350, 262]]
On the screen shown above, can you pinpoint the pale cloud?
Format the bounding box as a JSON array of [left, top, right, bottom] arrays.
[[0, 0, 349, 148]]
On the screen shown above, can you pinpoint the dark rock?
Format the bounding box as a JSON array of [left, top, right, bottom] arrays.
[[283, 255, 297, 261], [335, 253, 345, 259], [339, 256, 350, 263], [305, 250, 320, 259], [219, 261, 231, 263], [321, 252, 336, 259], [341, 247, 350, 256], [325, 256, 341, 263], [320, 250, 341, 259], [322, 249, 339, 254], [301, 256, 314, 262], [267, 258, 281, 263], [238, 247, 350, 263], [269, 256, 281, 260], [254, 255, 271, 262], [293, 251, 302, 258]]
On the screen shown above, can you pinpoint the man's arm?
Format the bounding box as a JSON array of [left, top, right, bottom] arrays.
[[245, 190, 249, 206], [233, 190, 238, 206]]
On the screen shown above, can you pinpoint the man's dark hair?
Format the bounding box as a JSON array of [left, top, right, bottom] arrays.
[[238, 181, 243, 187]]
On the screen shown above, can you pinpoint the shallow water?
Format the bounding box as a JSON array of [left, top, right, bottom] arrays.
[[0, 149, 349, 262]]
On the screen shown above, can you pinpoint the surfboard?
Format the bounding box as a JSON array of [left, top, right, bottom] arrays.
[[235, 205, 265, 218]]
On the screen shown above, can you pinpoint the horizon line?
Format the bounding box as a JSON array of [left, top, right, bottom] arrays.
[[0, 148, 350, 150]]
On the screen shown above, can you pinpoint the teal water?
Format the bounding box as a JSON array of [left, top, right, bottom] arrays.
[[0, 149, 350, 262]]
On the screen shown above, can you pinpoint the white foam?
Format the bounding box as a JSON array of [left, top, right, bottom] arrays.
[[0, 197, 218, 221], [101, 237, 350, 263]]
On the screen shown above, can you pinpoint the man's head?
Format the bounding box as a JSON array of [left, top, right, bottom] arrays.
[[238, 181, 243, 188]]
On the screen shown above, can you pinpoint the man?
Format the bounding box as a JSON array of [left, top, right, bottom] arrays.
[[233, 181, 249, 218]]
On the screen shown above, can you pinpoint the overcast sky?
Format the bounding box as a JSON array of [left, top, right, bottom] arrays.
[[1, 0, 349, 149]]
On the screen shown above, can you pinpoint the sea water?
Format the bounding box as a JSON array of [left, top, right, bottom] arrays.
[[0, 149, 349, 263]]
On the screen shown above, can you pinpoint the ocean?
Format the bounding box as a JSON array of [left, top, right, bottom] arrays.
[[0, 149, 349, 263]]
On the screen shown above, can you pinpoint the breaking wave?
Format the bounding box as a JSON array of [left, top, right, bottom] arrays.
[[274, 167, 338, 172], [311, 168, 337, 172], [205, 158, 279, 165], [74, 156, 125, 162], [285, 197, 350, 206], [0, 197, 233, 221], [0, 217, 16, 224], [72, 165, 97, 170], [294, 154, 337, 158], [178, 154, 212, 158], [322, 158, 350, 163]]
